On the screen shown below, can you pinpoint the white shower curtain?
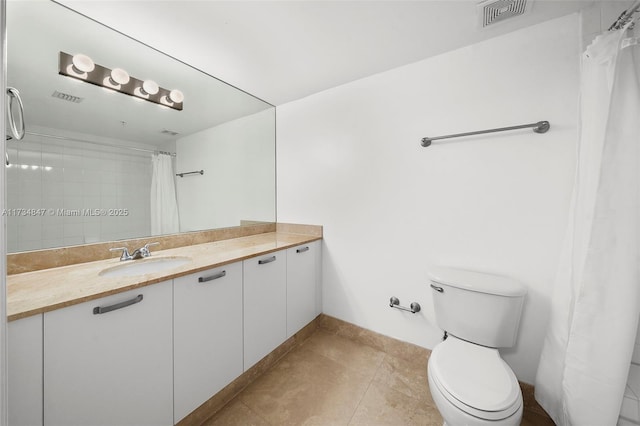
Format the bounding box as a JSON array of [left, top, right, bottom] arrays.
[[535, 25, 640, 426], [150, 153, 180, 236]]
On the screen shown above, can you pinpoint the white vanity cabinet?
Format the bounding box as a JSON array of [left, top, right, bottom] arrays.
[[43, 280, 173, 426], [173, 262, 243, 423], [9, 314, 43, 426], [286, 240, 321, 338], [243, 250, 287, 370]]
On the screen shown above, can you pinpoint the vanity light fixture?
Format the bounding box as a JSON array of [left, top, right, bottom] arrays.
[[58, 51, 183, 111]]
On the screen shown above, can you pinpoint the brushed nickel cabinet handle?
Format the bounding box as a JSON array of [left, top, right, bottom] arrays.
[[296, 246, 309, 253], [198, 270, 226, 283], [258, 256, 276, 265], [93, 294, 143, 315]]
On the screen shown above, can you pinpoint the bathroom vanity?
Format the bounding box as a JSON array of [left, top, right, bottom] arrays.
[[7, 228, 322, 426]]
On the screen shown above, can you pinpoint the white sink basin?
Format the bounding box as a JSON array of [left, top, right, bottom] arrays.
[[99, 256, 192, 278]]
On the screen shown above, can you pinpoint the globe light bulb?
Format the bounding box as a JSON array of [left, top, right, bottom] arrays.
[[142, 80, 159, 95], [168, 89, 184, 104], [110, 68, 130, 86], [71, 54, 95, 73]]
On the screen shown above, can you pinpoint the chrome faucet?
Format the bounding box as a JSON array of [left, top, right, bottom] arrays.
[[131, 242, 159, 259], [110, 242, 159, 261]]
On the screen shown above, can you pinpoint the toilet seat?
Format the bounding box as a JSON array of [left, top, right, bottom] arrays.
[[429, 336, 522, 421]]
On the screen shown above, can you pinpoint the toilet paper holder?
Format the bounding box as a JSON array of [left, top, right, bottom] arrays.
[[389, 297, 421, 314]]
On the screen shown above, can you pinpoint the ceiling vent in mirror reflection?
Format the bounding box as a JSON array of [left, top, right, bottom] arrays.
[[58, 52, 184, 111], [478, 0, 532, 28], [51, 91, 83, 104]]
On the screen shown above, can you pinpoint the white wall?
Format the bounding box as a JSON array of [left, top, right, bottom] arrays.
[[277, 14, 580, 384], [176, 109, 275, 232]]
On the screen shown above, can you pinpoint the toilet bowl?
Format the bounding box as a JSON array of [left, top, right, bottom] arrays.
[[427, 267, 527, 426], [427, 336, 522, 426]]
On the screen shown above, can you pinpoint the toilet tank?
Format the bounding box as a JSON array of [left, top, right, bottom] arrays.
[[429, 267, 527, 348]]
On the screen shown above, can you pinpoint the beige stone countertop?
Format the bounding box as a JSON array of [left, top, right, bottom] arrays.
[[8, 232, 321, 321]]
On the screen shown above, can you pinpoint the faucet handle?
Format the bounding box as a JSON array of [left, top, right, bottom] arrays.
[[109, 247, 132, 261], [140, 242, 159, 257]]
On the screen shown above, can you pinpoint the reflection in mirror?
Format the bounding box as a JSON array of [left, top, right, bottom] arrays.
[[5, 0, 275, 253]]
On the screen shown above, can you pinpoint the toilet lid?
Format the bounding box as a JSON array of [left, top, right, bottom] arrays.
[[429, 337, 521, 419]]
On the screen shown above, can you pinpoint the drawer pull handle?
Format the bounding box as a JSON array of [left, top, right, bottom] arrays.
[[258, 256, 276, 265], [93, 294, 143, 315], [198, 270, 226, 283], [296, 246, 310, 253]]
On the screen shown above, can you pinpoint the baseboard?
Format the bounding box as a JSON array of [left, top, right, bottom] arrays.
[[316, 314, 430, 362]]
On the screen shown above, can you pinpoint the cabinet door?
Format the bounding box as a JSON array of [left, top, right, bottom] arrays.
[[243, 250, 286, 370], [174, 262, 243, 423], [44, 281, 173, 426], [9, 314, 43, 426], [286, 240, 321, 338]]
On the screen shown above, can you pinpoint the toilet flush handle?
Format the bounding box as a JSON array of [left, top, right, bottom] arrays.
[[430, 284, 444, 293]]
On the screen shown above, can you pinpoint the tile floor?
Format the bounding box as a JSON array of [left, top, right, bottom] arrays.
[[203, 329, 555, 425]]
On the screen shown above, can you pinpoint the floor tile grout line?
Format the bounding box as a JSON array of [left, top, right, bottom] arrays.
[[202, 327, 321, 425], [345, 353, 390, 426], [238, 341, 366, 425], [300, 331, 387, 379], [238, 399, 273, 426]]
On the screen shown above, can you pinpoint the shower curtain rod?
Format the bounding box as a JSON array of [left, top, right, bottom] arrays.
[[420, 120, 550, 147], [22, 131, 177, 157], [609, 0, 640, 31]]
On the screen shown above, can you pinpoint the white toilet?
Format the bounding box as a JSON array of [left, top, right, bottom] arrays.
[[427, 267, 527, 426]]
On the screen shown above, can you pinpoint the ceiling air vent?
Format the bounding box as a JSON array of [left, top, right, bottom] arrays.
[[478, 0, 531, 28], [51, 90, 83, 103]]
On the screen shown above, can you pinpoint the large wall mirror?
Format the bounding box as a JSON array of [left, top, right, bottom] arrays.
[[5, 0, 276, 253]]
